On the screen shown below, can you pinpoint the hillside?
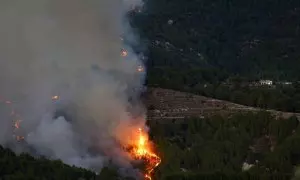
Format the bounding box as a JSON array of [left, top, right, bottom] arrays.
[[143, 89, 300, 180], [131, 0, 300, 113], [135, 0, 300, 80], [148, 111, 300, 180], [145, 88, 300, 120], [0, 88, 299, 180]]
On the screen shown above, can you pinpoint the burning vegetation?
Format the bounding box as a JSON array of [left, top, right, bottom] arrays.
[[2, 92, 161, 179], [126, 128, 161, 180], [0, 0, 155, 179], [0, 44, 155, 180], [119, 47, 160, 178]]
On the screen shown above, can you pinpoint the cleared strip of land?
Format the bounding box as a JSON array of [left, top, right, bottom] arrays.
[[145, 88, 300, 120]]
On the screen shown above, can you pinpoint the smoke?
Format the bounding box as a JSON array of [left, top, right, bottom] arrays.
[[0, 0, 146, 176]]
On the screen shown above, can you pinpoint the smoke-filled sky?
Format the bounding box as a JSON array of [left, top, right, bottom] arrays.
[[0, 0, 145, 176]]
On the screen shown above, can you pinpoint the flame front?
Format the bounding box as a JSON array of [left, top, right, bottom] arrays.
[[3, 90, 158, 179], [129, 128, 161, 180]]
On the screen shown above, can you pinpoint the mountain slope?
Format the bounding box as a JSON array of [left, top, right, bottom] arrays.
[[134, 0, 300, 81], [131, 0, 300, 113]]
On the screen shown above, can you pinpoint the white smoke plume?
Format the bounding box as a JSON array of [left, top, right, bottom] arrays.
[[0, 0, 146, 176]]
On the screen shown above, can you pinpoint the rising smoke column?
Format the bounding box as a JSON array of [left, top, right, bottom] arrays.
[[0, 0, 146, 175]]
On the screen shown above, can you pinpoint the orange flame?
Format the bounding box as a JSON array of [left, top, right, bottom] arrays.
[[129, 128, 161, 180]]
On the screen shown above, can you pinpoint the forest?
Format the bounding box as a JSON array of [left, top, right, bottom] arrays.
[[0, 146, 95, 179], [130, 0, 300, 112], [148, 112, 300, 179], [1, 112, 300, 179], [2, 0, 300, 179], [0, 145, 137, 179]]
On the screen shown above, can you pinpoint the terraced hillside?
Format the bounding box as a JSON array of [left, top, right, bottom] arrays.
[[145, 88, 300, 120]]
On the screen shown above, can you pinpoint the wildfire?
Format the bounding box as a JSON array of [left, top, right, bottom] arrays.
[[128, 128, 161, 180], [0, 97, 25, 142], [2, 93, 160, 179], [1, 94, 58, 142]]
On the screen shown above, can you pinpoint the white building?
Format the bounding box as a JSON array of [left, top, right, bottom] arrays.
[[279, 81, 292, 85], [259, 80, 273, 86]]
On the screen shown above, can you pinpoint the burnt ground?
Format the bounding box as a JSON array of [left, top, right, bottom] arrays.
[[144, 88, 300, 121]]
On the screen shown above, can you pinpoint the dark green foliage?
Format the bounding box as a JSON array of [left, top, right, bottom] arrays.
[[196, 83, 300, 112], [0, 114, 299, 180], [0, 146, 96, 179], [147, 112, 299, 179], [0, 147, 132, 180], [131, 0, 300, 112]]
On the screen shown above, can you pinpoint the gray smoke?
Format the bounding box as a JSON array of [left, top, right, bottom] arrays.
[[0, 0, 146, 175]]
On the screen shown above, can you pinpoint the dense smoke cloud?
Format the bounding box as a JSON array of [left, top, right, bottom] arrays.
[[0, 0, 145, 176]]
